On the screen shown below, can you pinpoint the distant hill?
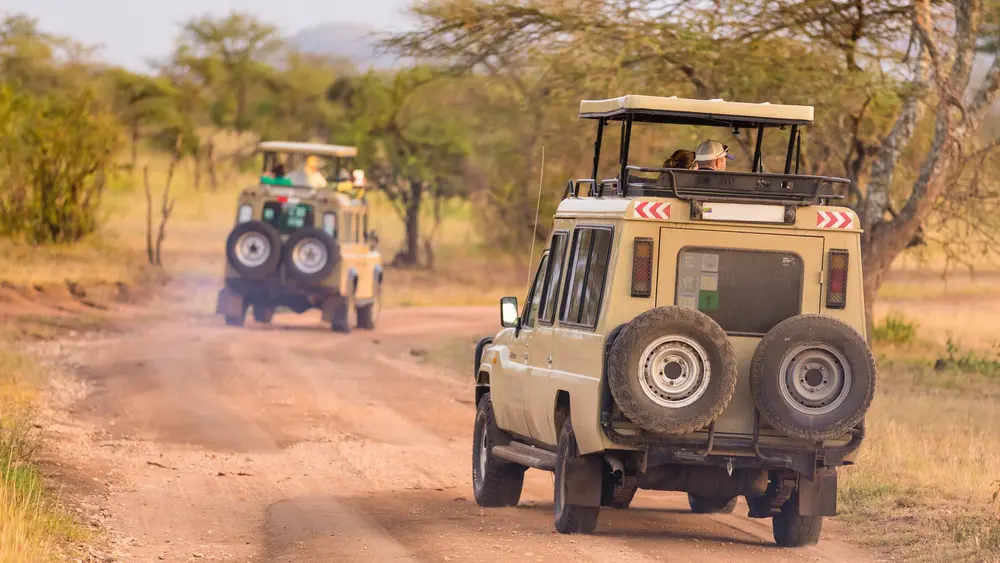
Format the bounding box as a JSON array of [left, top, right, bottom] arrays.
[[288, 24, 404, 70]]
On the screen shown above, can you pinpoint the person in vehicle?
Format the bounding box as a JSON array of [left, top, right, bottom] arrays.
[[694, 139, 734, 171], [288, 155, 327, 188], [271, 162, 287, 179], [657, 149, 697, 185], [664, 149, 698, 170]]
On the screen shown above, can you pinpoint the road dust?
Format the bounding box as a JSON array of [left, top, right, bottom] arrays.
[[31, 305, 876, 562]]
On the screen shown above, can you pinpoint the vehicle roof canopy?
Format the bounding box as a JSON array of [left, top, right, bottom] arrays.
[[579, 95, 814, 127], [257, 141, 358, 158]]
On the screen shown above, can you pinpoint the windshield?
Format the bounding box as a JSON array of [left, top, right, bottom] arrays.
[[260, 152, 353, 188]]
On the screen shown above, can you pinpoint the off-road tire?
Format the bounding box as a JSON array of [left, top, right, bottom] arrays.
[[331, 293, 355, 333], [225, 221, 282, 279], [357, 283, 380, 330], [252, 304, 275, 324], [554, 420, 600, 534], [772, 492, 823, 547], [688, 494, 738, 514], [283, 227, 339, 285], [750, 315, 876, 441], [472, 394, 524, 507], [608, 306, 738, 435]]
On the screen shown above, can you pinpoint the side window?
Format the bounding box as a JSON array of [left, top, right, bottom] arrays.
[[559, 227, 613, 328], [539, 232, 568, 324], [522, 254, 550, 329]]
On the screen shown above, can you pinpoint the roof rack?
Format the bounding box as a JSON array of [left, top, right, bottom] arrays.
[[622, 166, 848, 207]]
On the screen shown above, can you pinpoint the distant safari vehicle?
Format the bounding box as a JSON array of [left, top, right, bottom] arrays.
[[215, 141, 383, 332], [472, 95, 874, 546]]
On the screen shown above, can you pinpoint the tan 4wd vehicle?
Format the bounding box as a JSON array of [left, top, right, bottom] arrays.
[[215, 141, 383, 332], [472, 95, 875, 546]]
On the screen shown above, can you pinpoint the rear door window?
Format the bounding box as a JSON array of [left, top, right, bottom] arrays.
[[263, 202, 314, 234], [675, 248, 803, 335]]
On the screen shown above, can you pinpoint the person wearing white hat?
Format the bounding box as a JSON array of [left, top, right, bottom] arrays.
[[694, 139, 735, 171], [288, 155, 328, 189]]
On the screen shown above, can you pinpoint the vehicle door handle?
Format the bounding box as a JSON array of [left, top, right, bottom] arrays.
[[523, 352, 529, 361], [547, 355, 553, 364]]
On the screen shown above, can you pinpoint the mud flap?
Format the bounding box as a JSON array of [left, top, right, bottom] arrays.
[[216, 287, 244, 317], [320, 298, 342, 323], [797, 467, 837, 516], [565, 455, 604, 508]]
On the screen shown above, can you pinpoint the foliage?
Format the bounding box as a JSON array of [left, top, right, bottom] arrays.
[[936, 338, 1000, 377], [872, 314, 919, 345], [333, 67, 472, 266], [0, 85, 120, 244]]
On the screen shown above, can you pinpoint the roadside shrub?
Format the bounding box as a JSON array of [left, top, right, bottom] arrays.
[[0, 83, 120, 244], [934, 338, 1000, 377], [872, 314, 919, 345]]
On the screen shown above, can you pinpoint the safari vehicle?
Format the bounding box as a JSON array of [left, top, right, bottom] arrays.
[[215, 141, 383, 332], [471, 95, 875, 546]]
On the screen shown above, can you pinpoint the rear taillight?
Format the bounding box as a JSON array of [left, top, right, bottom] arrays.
[[631, 238, 654, 297], [826, 249, 848, 309]]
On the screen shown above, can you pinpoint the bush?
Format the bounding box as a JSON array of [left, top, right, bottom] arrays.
[[0, 84, 120, 244], [872, 314, 919, 345], [934, 338, 1000, 377]]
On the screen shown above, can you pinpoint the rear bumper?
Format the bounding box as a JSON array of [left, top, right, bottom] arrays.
[[216, 276, 341, 316]]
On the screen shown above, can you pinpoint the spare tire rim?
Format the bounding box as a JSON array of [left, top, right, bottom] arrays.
[[638, 335, 712, 409], [779, 343, 853, 416], [292, 238, 328, 274], [235, 232, 271, 268]]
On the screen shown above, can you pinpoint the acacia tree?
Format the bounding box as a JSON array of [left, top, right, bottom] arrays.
[[330, 68, 470, 267], [390, 0, 1000, 323]]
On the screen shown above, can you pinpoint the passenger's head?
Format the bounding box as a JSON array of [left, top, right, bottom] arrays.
[[664, 149, 698, 170], [694, 140, 733, 171], [305, 155, 321, 173]]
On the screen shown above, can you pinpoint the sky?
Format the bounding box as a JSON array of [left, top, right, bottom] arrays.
[[2, 0, 413, 69]]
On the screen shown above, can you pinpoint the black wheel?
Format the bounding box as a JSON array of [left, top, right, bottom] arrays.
[[608, 306, 738, 435], [750, 315, 876, 440], [688, 494, 738, 514], [224, 301, 248, 327], [773, 492, 823, 547], [357, 283, 380, 330], [472, 394, 524, 507], [331, 293, 356, 333], [283, 227, 340, 285], [225, 221, 282, 280], [252, 304, 275, 324], [554, 420, 600, 534]]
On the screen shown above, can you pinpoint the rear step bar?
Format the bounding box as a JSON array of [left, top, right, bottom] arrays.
[[492, 442, 556, 471]]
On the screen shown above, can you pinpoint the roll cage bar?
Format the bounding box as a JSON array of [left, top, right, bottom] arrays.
[[580, 108, 849, 205]]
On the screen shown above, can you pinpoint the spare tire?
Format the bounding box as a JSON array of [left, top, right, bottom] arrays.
[[750, 315, 875, 441], [283, 227, 339, 285], [608, 306, 738, 435], [226, 221, 282, 279]]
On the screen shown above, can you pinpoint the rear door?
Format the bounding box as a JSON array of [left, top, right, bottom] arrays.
[[656, 228, 825, 435]]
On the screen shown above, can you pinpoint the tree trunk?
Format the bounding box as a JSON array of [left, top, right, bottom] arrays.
[[131, 118, 141, 171], [403, 180, 423, 265]]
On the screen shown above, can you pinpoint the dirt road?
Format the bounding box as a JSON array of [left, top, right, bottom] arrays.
[[37, 306, 875, 562]]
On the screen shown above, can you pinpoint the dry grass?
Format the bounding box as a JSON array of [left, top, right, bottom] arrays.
[[838, 355, 1000, 562], [0, 349, 83, 562]]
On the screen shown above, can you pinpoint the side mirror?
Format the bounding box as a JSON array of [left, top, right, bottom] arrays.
[[500, 296, 519, 328]]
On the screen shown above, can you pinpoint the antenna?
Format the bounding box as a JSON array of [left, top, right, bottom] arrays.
[[526, 146, 545, 295]]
